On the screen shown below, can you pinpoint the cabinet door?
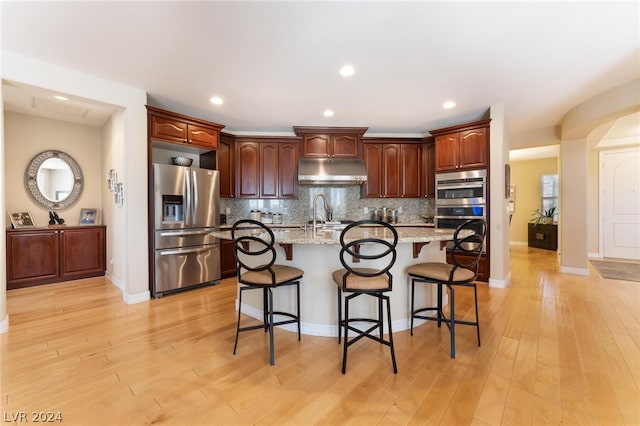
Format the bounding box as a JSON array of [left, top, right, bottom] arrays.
[[150, 116, 188, 144], [220, 239, 237, 278], [59, 227, 106, 278], [6, 229, 59, 288], [363, 143, 383, 198], [458, 128, 487, 169], [236, 142, 260, 198], [303, 134, 331, 158], [400, 143, 421, 197], [382, 144, 401, 198], [218, 135, 234, 198], [188, 124, 218, 149], [260, 143, 279, 198], [422, 141, 436, 198], [279, 143, 299, 199], [332, 134, 359, 158], [435, 134, 460, 172]]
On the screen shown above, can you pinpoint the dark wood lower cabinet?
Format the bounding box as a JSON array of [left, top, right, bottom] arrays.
[[446, 251, 489, 282], [6, 226, 106, 290], [220, 238, 237, 279]]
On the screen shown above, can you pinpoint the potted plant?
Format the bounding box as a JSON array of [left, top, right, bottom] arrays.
[[531, 207, 557, 225]]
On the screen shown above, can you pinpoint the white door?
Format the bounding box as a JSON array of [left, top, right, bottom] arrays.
[[601, 148, 640, 260]]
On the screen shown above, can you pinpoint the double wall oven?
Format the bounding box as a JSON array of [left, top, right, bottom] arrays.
[[435, 169, 487, 251]]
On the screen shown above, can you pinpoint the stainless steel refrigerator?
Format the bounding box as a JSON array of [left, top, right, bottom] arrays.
[[152, 164, 221, 297]]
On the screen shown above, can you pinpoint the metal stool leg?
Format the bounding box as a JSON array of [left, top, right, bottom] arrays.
[[449, 284, 455, 359], [386, 294, 398, 373]]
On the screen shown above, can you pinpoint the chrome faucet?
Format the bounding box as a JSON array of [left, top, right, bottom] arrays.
[[313, 193, 333, 234]]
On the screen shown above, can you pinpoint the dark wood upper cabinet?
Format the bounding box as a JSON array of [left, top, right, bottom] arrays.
[[7, 226, 106, 290], [400, 143, 421, 198], [293, 127, 367, 158], [147, 105, 224, 150], [218, 132, 235, 198], [279, 143, 299, 198], [235, 137, 300, 199], [362, 143, 383, 198], [430, 119, 490, 172], [236, 141, 260, 198], [260, 142, 279, 198], [362, 138, 423, 198], [421, 139, 436, 198]]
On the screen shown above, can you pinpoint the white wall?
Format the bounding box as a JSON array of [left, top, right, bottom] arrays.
[[488, 103, 511, 288], [4, 112, 102, 226]]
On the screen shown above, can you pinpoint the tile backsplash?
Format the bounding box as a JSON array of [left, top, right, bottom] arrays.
[[220, 185, 434, 225]]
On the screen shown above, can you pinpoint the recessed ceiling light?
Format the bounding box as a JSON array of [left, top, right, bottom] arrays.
[[323, 110, 334, 117], [339, 65, 355, 77], [443, 101, 456, 109], [210, 96, 223, 105], [54, 95, 68, 101]]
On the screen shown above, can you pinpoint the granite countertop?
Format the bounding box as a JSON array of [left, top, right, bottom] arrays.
[[219, 222, 435, 231], [211, 226, 462, 245]]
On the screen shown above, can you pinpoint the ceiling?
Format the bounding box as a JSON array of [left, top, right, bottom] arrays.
[[2, 1, 639, 147]]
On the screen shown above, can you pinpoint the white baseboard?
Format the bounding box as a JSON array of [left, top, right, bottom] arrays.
[[560, 266, 589, 276], [105, 272, 150, 304], [106, 271, 124, 291], [588, 252, 603, 259], [125, 291, 151, 304], [489, 271, 511, 288], [0, 314, 8, 334], [510, 241, 528, 246]]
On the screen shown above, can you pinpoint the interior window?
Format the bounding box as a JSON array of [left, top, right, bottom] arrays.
[[541, 174, 559, 213]]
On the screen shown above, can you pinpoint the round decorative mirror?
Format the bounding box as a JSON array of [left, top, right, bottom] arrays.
[[25, 150, 83, 210]]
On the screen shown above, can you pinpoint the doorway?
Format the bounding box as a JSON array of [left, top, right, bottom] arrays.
[[600, 147, 640, 260]]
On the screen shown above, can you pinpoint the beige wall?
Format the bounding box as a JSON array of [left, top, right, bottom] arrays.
[[509, 157, 559, 244], [4, 111, 103, 226]]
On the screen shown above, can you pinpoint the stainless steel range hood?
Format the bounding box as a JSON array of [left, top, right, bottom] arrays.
[[298, 158, 368, 185]]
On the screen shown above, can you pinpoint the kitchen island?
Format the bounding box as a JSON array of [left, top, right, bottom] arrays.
[[210, 225, 465, 337]]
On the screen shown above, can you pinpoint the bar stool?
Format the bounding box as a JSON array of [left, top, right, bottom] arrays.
[[231, 219, 303, 366], [331, 220, 398, 374], [407, 219, 486, 359]]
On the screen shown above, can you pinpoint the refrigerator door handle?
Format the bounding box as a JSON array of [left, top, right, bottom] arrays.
[[184, 171, 192, 226], [160, 230, 214, 237], [159, 247, 213, 256], [191, 169, 199, 225]]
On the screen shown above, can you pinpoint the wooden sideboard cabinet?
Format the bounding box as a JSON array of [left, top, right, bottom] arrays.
[[6, 225, 106, 290], [528, 223, 558, 251]]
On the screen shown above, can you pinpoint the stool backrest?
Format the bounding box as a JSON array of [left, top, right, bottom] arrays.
[[231, 219, 277, 282], [338, 220, 398, 288], [450, 219, 487, 273]]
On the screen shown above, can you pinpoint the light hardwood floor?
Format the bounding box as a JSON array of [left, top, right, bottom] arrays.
[[2, 246, 639, 425]]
